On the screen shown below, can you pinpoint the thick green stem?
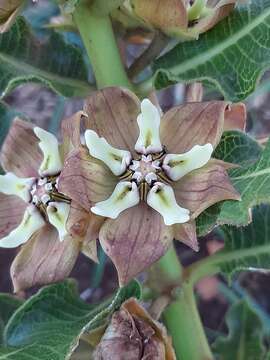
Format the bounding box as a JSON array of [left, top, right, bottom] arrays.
[[74, 4, 133, 90], [163, 282, 213, 360], [154, 245, 213, 359]]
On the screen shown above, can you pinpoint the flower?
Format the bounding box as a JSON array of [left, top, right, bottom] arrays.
[[0, 0, 24, 33], [59, 87, 246, 285], [0, 113, 99, 292], [94, 298, 176, 360], [124, 0, 239, 39]]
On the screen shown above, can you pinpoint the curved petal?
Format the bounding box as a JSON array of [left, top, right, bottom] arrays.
[[160, 101, 229, 154], [0, 205, 45, 248], [10, 225, 80, 292], [91, 181, 140, 219], [173, 160, 240, 218], [147, 182, 190, 225], [34, 127, 62, 176], [61, 111, 87, 157], [163, 143, 213, 181], [224, 103, 246, 132], [0, 193, 26, 239], [134, 99, 162, 155], [85, 130, 131, 176], [84, 87, 140, 153], [99, 203, 174, 286], [173, 220, 199, 251], [58, 147, 117, 211], [0, 117, 42, 177]]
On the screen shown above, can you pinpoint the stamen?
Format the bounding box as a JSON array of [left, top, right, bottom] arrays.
[[135, 99, 163, 155], [0, 205, 45, 248], [163, 144, 213, 181], [34, 127, 62, 176], [0, 172, 34, 202], [47, 201, 70, 241], [85, 130, 131, 176], [91, 181, 140, 219], [147, 182, 190, 225]]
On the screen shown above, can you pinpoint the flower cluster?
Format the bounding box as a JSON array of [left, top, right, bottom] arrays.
[[0, 87, 246, 289], [0, 112, 99, 291]]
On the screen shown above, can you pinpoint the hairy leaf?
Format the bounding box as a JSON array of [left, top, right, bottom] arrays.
[[0, 294, 23, 345], [153, 0, 270, 101], [218, 205, 270, 279], [196, 131, 262, 235], [218, 139, 270, 226], [0, 279, 141, 360], [213, 300, 265, 359], [0, 17, 92, 98]]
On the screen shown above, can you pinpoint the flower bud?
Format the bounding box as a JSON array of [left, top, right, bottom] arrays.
[[94, 298, 176, 360]]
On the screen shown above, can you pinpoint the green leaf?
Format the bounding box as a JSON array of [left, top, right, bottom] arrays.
[[218, 205, 270, 279], [0, 295, 23, 345], [218, 138, 270, 226], [152, 0, 270, 101], [196, 131, 262, 235], [0, 17, 92, 98], [0, 279, 141, 360], [213, 300, 265, 359]]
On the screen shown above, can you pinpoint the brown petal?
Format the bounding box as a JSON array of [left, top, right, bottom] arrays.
[[94, 298, 176, 360], [10, 225, 80, 292], [61, 111, 87, 157], [224, 103, 246, 132], [132, 0, 188, 32], [0, 1, 23, 33], [99, 203, 174, 286], [65, 201, 100, 262], [191, 1, 236, 35], [84, 87, 140, 153], [0, 194, 26, 239], [0, 117, 42, 177], [58, 147, 117, 211], [173, 161, 240, 218], [161, 101, 229, 154], [185, 83, 203, 102], [123, 299, 176, 360], [173, 220, 199, 251]]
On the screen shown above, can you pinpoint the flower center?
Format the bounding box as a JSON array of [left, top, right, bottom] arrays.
[[129, 154, 161, 185], [30, 175, 70, 215]]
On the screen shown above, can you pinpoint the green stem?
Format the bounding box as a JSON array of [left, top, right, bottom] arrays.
[[154, 245, 213, 359], [73, 4, 133, 90], [163, 282, 213, 360]]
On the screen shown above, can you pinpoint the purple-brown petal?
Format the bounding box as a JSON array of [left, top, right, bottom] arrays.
[[99, 203, 174, 286], [10, 224, 80, 292], [173, 220, 199, 251], [173, 160, 240, 219], [58, 147, 117, 211], [224, 103, 246, 132], [94, 298, 176, 360], [160, 101, 229, 154], [0, 117, 42, 177], [61, 111, 87, 157], [0, 193, 26, 239], [193, 1, 236, 35], [84, 87, 140, 154]]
